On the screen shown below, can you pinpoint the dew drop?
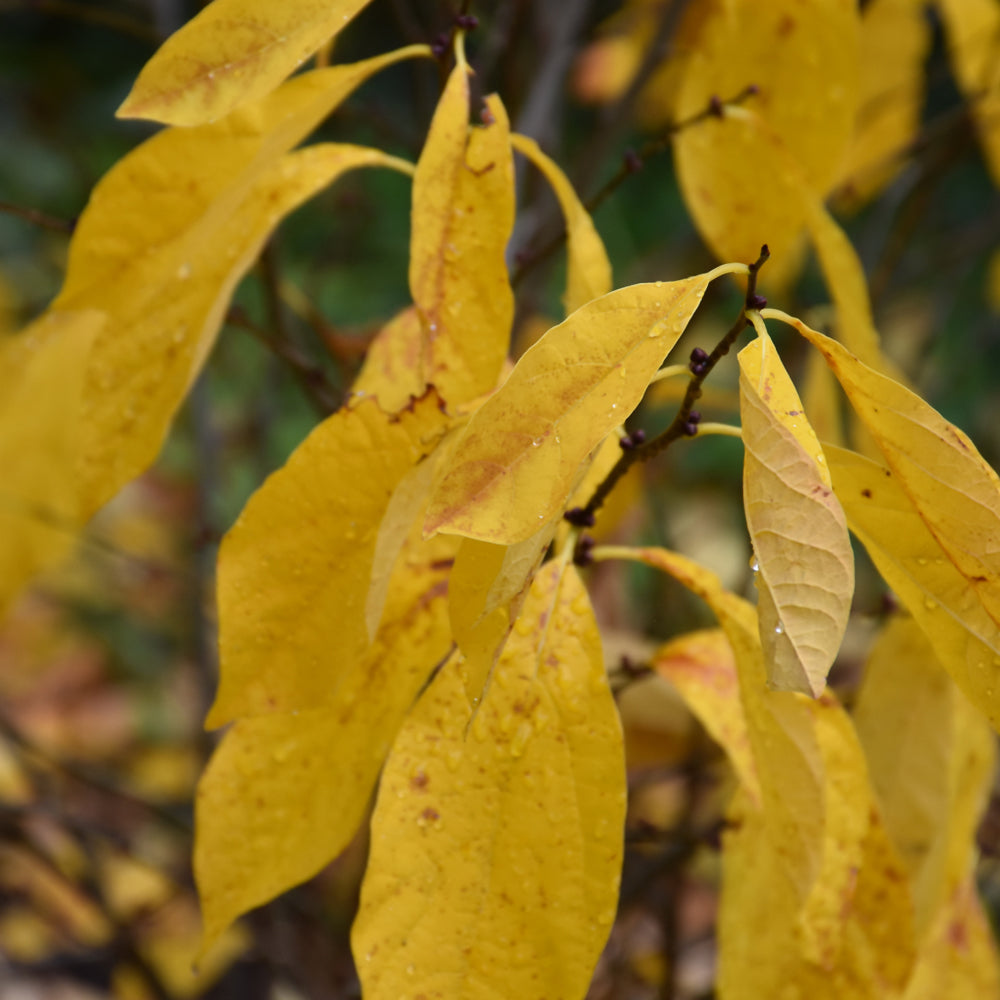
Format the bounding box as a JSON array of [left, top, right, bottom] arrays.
[[924, 598, 936, 611], [531, 437, 541, 447], [750, 555, 759, 573], [774, 622, 785, 635], [916, 557, 928, 567], [406, 964, 415, 975], [428, 322, 438, 332], [176, 262, 192, 280]]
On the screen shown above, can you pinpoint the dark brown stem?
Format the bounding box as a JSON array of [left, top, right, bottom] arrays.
[[0, 198, 75, 234], [570, 245, 769, 539]]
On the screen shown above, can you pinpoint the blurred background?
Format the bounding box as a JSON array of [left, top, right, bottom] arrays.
[[1, 1, 999, 997]]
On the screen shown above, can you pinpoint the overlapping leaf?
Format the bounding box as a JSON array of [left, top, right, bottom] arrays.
[[448, 525, 556, 704], [195, 496, 457, 950], [78, 144, 411, 516], [602, 547, 915, 991], [118, 0, 378, 126], [853, 616, 1000, 994], [671, 0, 860, 284], [510, 132, 612, 314], [209, 391, 451, 727], [836, 0, 931, 207], [53, 48, 424, 516], [425, 269, 735, 544], [738, 329, 854, 695], [775, 311, 1000, 633], [853, 617, 996, 932], [826, 444, 1000, 728], [651, 629, 760, 803], [352, 562, 625, 1000], [938, 0, 1000, 186], [352, 306, 426, 413], [409, 67, 515, 406]]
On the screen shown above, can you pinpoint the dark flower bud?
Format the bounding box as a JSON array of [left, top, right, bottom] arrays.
[[564, 507, 596, 528]]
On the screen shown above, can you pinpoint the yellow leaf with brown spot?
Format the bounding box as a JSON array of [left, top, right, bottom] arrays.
[[352, 562, 625, 1000], [606, 546, 914, 986], [651, 629, 760, 803], [425, 272, 722, 545], [739, 331, 854, 695], [780, 313, 1000, 634], [209, 392, 450, 727], [352, 306, 426, 413], [0, 310, 101, 616], [826, 444, 1000, 729], [836, 0, 931, 207], [510, 132, 612, 314], [671, 0, 859, 284], [72, 143, 412, 516], [410, 68, 514, 406], [117, 0, 380, 126], [903, 879, 1000, 998], [196, 510, 457, 950]]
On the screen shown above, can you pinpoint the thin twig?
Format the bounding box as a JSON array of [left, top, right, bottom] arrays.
[[511, 86, 759, 287], [0, 199, 75, 234], [568, 245, 769, 541]]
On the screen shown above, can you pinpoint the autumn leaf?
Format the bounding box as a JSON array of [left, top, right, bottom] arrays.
[[208, 391, 451, 726], [425, 267, 740, 545], [510, 132, 612, 314], [853, 616, 1000, 994], [651, 629, 760, 803], [671, 0, 860, 285], [0, 311, 101, 616], [409, 60, 515, 406], [835, 0, 931, 208], [738, 326, 854, 695], [448, 525, 556, 704], [352, 306, 426, 413], [937, 0, 1000, 186], [196, 501, 457, 949], [352, 561, 625, 1000], [771, 310, 1000, 634], [825, 444, 1000, 729], [53, 47, 426, 517], [117, 0, 378, 126], [76, 144, 413, 517], [853, 616, 996, 933], [595, 546, 914, 987]]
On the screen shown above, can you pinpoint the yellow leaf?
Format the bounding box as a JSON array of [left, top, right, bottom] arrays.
[[853, 616, 996, 933], [448, 524, 556, 704], [738, 329, 854, 695], [0, 310, 101, 616], [671, 0, 859, 284], [938, 0, 1000, 186], [352, 562, 625, 1000], [196, 512, 457, 948], [835, 0, 931, 207], [117, 0, 380, 126], [825, 443, 1000, 729], [510, 132, 612, 314], [736, 110, 903, 379], [209, 391, 450, 727], [425, 270, 734, 545], [903, 879, 1000, 999], [597, 546, 913, 981], [651, 629, 760, 803], [802, 346, 846, 448], [410, 66, 515, 406], [72, 143, 411, 516], [352, 306, 426, 413], [773, 311, 1000, 633]]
